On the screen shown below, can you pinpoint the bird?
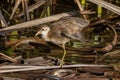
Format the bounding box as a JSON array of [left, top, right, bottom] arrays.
[[35, 16, 90, 67]]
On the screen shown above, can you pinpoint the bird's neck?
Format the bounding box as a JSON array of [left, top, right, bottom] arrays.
[[42, 31, 50, 41]]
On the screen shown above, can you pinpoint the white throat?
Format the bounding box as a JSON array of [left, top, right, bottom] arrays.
[[42, 30, 50, 41]]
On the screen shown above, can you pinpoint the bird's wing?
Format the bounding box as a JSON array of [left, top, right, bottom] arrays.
[[50, 24, 72, 40], [73, 17, 90, 27], [50, 18, 84, 39], [61, 17, 90, 28], [61, 28, 86, 42], [61, 31, 86, 43], [48, 29, 70, 45], [48, 17, 89, 43], [71, 32, 87, 43]]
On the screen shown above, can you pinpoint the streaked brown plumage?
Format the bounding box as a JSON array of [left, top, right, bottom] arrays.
[[35, 17, 89, 67]]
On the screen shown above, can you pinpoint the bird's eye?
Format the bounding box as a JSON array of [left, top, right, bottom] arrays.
[[41, 29, 44, 31]]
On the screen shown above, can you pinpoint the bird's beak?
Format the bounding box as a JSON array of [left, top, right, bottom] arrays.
[[35, 31, 41, 37]]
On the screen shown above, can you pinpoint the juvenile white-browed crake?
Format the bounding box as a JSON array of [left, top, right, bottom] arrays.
[[35, 17, 89, 67]]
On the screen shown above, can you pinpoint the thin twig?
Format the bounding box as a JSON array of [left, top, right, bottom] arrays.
[[0, 11, 8, 27], [17, 0, 46, 17], [0, 53, 17, 63], [75, 0, 87, 19], [8, 0, 22, 24], [87, 0, 120, 15], [0, 64, 112, 73]]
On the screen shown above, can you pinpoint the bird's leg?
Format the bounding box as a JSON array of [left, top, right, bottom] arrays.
[[60, 43, 66, 67]]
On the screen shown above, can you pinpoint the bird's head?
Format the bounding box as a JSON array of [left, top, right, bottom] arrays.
[[35, 25, 50, 37]]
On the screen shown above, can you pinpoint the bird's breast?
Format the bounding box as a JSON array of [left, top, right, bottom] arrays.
[[42, 34, 50, 41]]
